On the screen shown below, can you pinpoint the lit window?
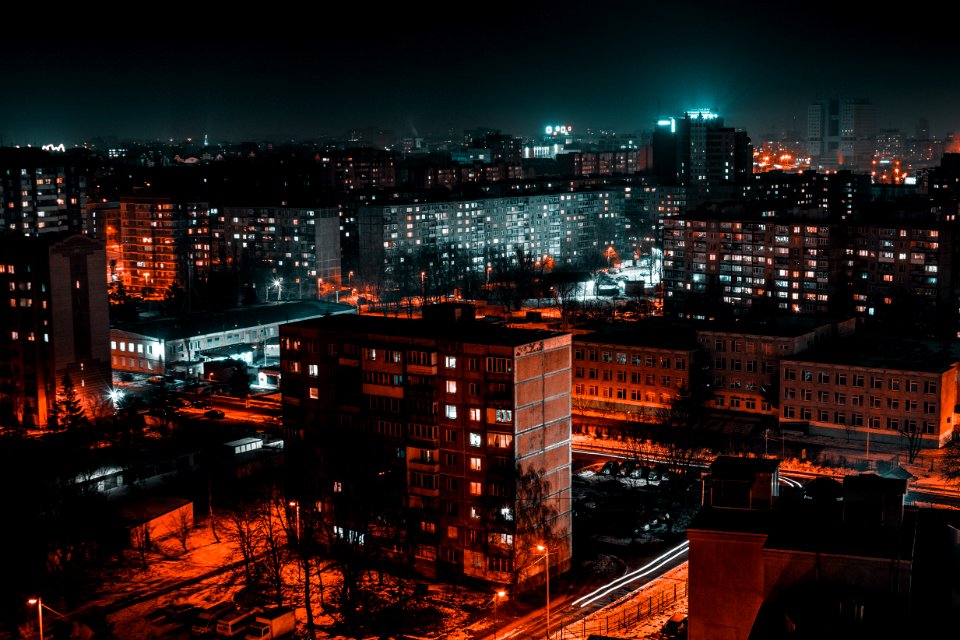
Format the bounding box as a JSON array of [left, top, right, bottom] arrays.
[[445, 405, 457, 419], [495, 409, 513, 423], [308, 364, 319, 376], [470, 481, 482, 495], [445, 356, 457, 369], [469, 407, 481, 421], [469, 432, 482, 447], [470, 457, 482, 471], [446, 380, 457, 394], [309, 387, 319, 399]]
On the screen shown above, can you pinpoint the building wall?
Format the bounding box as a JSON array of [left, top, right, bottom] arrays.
[[687, 529, 768, 640], [358, 190, 624, 283], [695, 320, 855, 415], [779, 360, 957, 448], [0, 234, 110, 428], [0, 153, 87, 236], [280, 317, 572, 585], [110, 330, 165, 375], [223, 206, 342, 297], [571, 339, 696, 419], [761, 548, 912, 613]]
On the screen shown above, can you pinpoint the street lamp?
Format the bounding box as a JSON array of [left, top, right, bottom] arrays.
[[537, 544, 551, 639], [27, 598, 63, 640], [27, 598, 43, 640], [289, 500, 301, 581], [493, 589, 507, 640], [289, 500, 301, 542], [271, 277, 283, 302]]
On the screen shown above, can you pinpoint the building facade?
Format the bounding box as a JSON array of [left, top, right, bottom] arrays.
[[0, 149, 87, 236], [280, 306, 573, 584], [110, 300, 355, 378], [358, 190, 623, 283], [571, 329, 700, 420], [779, 336, 960, 449], [0, 233, 111, 428], [807, 98, 877, 172]]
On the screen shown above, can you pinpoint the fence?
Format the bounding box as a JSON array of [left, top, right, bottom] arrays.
[[552, 579, 687, 639]]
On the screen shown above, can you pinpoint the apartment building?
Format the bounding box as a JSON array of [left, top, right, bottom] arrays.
[[780, 335, 960, 448], [280, 305, 572, 584]]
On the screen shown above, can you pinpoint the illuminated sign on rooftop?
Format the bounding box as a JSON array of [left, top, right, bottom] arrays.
[[545, 124, 573, 136], [685, 109, 719, 120], [656, 118, 677, 133]]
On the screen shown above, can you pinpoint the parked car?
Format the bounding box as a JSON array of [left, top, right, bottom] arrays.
[[600, 460, 620, 476], [647, 468, 661, 486], [191, 602, 236, 635], [657, 466, 671, 483], [204, 409, 225, 419], [243, 607, 296, 640], [662, 613, 688, 639], [216, 607, 259, 637], [618, 461, 637, 477], [192, 399, 213, 409]]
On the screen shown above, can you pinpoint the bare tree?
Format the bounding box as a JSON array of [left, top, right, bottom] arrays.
[[130, 522, 153, 570], [224, 506, 263, 590], [171, 506, 193, 553], [899, 424, 925, 464]]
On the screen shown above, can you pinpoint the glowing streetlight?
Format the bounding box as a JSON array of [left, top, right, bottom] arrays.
[[27, 598, 43, 640], [271, 277, 283, 302], [107, 388, 125, 408], [537, 545, 551, 639], [289, 500, 301, 581], [26, 598, 63, 640], [493, 589, 507, 640], [288, 500, 300, 542]]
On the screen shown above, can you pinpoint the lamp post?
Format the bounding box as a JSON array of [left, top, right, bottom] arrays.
[[537, 545, 550, 639], [493, 589, 506, 640], [289, 500, 301, 581], [27, 598, 42, 640]]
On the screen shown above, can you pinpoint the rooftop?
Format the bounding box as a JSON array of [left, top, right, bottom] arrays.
[[574, 321, 699, 351], [784, 334, 960, 372], [286, 312, 565, 348], [114, 300, 356, 341]]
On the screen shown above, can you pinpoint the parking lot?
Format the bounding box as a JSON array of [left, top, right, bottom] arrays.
[[571, 454, 700, 572]]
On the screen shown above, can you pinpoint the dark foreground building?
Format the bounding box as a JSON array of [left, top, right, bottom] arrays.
[[0, 233, 111, 428], [280, 304, 572, 585], [688, 456, 960, 640]]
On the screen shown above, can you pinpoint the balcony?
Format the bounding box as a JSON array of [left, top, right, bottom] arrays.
[[408, 457, 440, 473], [407, 363, 437, 376], [409, 484, 440, 498]]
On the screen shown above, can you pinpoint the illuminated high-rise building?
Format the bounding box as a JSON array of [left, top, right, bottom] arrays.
[[652, 111, 752, 186], [806, 98, 876, 172], [0, 148, 87, 236]]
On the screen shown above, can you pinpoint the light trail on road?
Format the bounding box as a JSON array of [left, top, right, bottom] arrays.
[[571, 540, 689, 609], [779, 475, 803, 489]]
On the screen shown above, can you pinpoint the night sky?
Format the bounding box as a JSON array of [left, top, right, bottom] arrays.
[[2, 3, 956, 144]]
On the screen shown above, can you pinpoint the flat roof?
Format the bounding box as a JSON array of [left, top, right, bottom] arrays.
[[574, 327, 699, 351], [115, 301, 356, 341], [784, 334, 960, 373], [285, 313, 565, 347], [711, 455, 781, 480], [694, 315, 850, 338]]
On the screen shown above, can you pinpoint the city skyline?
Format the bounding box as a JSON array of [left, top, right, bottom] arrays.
[[2, 3, 957, 145]]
